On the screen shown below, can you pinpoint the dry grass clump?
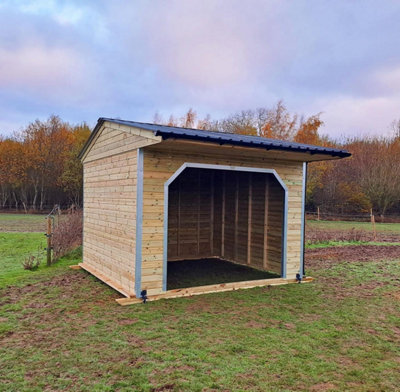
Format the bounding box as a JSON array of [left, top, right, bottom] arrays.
[[52, 210, 82, 262], [21, 249, 42, 270]]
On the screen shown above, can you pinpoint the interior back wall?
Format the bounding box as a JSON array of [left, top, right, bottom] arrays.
[[167, 168, 283, 275]]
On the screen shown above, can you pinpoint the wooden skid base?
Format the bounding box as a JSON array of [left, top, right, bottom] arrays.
[[78, 262, 133, 298], [69, 265, 82, 270], [116, 277, 314, 306]]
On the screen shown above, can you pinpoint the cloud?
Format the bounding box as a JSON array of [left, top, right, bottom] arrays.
[[0, 45, 87, 95], [1, 1, 400, 138], [137, 1, 289, 89], [313, 95, 400, 138], [371, 66, 400, 95]]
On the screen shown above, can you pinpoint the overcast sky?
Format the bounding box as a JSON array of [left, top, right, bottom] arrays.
[[1, 0, 399, 138]]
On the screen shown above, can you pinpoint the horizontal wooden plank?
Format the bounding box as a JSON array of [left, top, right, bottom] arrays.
[[117, 277, 314, 305]]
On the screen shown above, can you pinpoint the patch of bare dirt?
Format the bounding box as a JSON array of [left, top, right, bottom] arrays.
[[309, 382, 336, 391], [385, 290, 400, 301], [118, 318, 138, 326], [185, 299, 211, 313], [0, 270, 116, 308], [306, 245, 400, 301], [306, 245, 400, 270], [245, 321, 267, 329], [306, 226, 400, 244], [319, 278, 388, 302]]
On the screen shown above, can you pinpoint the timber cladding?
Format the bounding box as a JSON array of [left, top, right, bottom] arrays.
[[141, 147, 303, 296], [79, 121, 315, 300], [81, 124, 160, 297]]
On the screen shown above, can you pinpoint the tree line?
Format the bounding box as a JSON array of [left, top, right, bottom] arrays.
[[1, 103, 399, 216], [0, 116, 90, 212], [155, 102, 400, 217]]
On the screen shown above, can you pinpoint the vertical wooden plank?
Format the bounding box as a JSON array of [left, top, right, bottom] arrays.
[[210, 171, 214, 255], [263, 176, 269, 269], [221, 171, 226, 258], [234, 173, 239, 260], [247, 173, 252, 265]]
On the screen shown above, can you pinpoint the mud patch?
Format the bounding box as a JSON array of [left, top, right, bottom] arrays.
[[306, 245, 400, 270], [246, 321, 267, 329], [151, 384, 175, 392]]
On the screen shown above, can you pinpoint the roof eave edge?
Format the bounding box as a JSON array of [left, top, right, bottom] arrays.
[[155, 131, 351, 159], [78, 118, 106, 160]]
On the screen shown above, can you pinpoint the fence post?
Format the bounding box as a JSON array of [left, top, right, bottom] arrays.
[[317, 206, 320, 221], [371, 214, 377, 241], [46, 217, 52, 266]]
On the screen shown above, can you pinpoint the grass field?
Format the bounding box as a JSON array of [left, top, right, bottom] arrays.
[[0, 233, 46, 288], [307, 219, 400, 233], [0, 213, 47, 232], [1, 225, 400, 390]]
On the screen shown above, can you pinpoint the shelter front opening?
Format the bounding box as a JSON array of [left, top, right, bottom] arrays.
[[166, 167, 285, 290]]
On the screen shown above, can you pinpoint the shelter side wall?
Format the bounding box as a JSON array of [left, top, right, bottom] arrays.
[[141, 148, 303, 295], [83, 151, 137, 296], [82, 124, 161, 297]]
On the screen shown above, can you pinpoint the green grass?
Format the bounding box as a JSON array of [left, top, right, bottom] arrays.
[[0, 232, 46, 288], [0, 232, 81, 289], [0, 213, 46, 222], [307, 219, 400, 233], [306, 240, 400, 249], [1, 232, 400, 391]]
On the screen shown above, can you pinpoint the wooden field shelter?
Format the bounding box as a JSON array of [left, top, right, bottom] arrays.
[[78, 118, 350, 304]]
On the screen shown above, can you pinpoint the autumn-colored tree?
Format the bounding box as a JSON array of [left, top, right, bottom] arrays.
[[259, 101, 298, 140], [22, 116, 74, 210], [0, 116, 90, 212], [197, 114, 212, 130], [0, 138, 29, 210], [167, 115, 177, 127], [3, 109, 400, 216], [217, 110, 257, 135], [349, 137, 400, 217], [180, 108, 197, 128], [60, 124, 91, 205], [294, 114, 323, 145]]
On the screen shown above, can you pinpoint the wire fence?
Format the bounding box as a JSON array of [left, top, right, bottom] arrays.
[[306, 209, 400, 223]]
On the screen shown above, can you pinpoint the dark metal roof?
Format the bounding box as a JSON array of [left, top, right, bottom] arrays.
[[79, 117, 351, 159]]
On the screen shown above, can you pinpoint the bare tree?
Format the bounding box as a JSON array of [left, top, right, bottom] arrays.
[[153, 111, 163, 125], [390, 119, 400, 138]]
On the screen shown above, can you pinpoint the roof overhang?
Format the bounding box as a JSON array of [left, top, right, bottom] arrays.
[[79, 118, 351, 162]]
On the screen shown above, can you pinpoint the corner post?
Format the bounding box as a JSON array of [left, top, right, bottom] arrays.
[[300, 162, 307, 277], [135, 148, 144, 298]]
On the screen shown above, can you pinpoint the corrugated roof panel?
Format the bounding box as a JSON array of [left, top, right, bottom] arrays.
[[79, 117, 351, 159]]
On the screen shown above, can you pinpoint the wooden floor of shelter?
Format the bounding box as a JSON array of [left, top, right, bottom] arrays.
[[167, 258, 280, 290]]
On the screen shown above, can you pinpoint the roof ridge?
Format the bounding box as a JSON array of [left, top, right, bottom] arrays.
[[100, 117, 329, 147]]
